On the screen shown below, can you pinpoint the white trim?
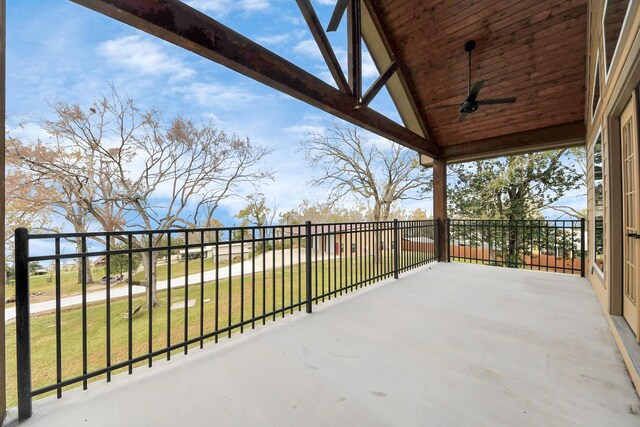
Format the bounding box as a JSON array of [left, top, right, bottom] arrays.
[[591, 50, 602, 121], [603, 0, 636, 83], [594, 263, 606, 280], [590, 127, 605, 276]]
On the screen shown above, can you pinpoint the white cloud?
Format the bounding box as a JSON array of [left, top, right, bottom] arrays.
[[283, 113, 328, 137], [98, 35, 195, 81], [216, 161, 323, 217], [255, 30, 306, 46], [256, 33, 293, 45], [316, 0, 337, 5], [6, 120, 46, 143], [242, 0, 271, 11], [189, 0, 270, 16], [293, 39, 322, 59], [283, 124, 325, 136], [176, 82, 263, 109]]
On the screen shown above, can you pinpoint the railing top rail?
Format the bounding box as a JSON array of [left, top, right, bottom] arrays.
[[449, 219, 582, 223], [22, 219, 438, 240]]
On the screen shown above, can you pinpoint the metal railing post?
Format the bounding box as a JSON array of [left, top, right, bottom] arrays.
[[580, 218, 586, 277], [393, 219, 399, 278], [15, 227, 32, 420], [305, 221, 313, 313]]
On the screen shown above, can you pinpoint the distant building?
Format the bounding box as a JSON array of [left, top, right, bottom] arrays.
[[179, 242, 250, 262], [287, 224, 393, 256], [92, 256, 107, 267]]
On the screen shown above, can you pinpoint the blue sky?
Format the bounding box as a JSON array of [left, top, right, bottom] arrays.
[[7, 0, 414, 229], [6, 0, 584, 233]]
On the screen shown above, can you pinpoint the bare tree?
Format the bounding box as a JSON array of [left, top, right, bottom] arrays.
[[8, 137, 111, 285], [301, 124, 431, 221], [17, 88, 272, 306], [5, 141, 55, 244], [546, 146, 587, 219], [4, 142, 57, 287]]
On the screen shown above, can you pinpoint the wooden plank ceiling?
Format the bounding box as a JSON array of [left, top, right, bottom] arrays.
[[368, 0, 587, 151]]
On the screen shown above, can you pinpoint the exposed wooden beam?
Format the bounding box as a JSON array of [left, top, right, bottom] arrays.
[[327, 0, 348, 32], [361, 0, 436, 143], [295, 0, 350, 95], [71, 0, 440, 158], [360, 60, 398, 107], [347, 0, 362, 101], [442, 121, 586, 163]]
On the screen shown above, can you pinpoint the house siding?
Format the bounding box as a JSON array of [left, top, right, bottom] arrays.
[[585, 0, 640, 394]]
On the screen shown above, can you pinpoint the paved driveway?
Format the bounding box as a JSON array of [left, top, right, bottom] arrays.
[[5, 249, 319, 322]]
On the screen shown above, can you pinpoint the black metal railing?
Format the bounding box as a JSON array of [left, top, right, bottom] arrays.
[[13, 219, 438, 419], [447, 219, 585, 276]]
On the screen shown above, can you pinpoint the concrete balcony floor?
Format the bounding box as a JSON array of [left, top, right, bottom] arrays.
[[6, 263, 640, 426]]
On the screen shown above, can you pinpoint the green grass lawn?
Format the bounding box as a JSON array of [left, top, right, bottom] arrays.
[[5, 252, 432, 408], [131, 256, 230, 283], [6, 266, 108, 304], [5, 258, 232, 306]]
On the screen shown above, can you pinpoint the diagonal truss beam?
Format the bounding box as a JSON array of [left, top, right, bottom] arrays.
[[295, 0, 350, 95], [327, 0, 349, 32], [360, 60, 397, 107], [70, 0, 440, 158]]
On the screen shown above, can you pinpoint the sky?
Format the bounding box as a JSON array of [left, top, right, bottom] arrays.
[[7, 0, 411, 231], [6, 0, 585, 235]]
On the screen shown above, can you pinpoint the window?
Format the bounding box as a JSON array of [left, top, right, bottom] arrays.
[[592, 135, 605, 273], [603, 0, 632, 75], [591, 54, 601, 117]]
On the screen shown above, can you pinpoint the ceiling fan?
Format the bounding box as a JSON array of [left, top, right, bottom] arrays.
[[426, 40, 517, 122]]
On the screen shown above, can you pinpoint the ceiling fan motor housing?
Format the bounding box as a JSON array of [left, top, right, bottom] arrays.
[[460, 100, 478, 114], [464, 40, 476, 52]]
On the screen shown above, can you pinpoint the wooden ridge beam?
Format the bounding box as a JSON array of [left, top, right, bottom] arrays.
[[361, 0, 436, 143], [360, 60, 398, 107], [347, 0, 362, 101], [442, 121, 585, 163], [295, 0, 350, 95], [71, 0, 440, 158]]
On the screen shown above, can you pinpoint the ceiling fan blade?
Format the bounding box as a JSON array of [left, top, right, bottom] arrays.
[[458, 113, 468, 123], [478, 97, 517, 105], [426, 104, 460, 111], [468, 80, 484, 100], [327, 0, 349, 32]]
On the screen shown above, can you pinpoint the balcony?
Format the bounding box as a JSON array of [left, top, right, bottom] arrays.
[[5, 262, 639, 426], [5, 220, 640, 425]]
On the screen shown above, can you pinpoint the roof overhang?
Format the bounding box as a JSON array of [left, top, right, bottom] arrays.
[[72, 0, 588, 165], [361, 0, 588, 165]]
